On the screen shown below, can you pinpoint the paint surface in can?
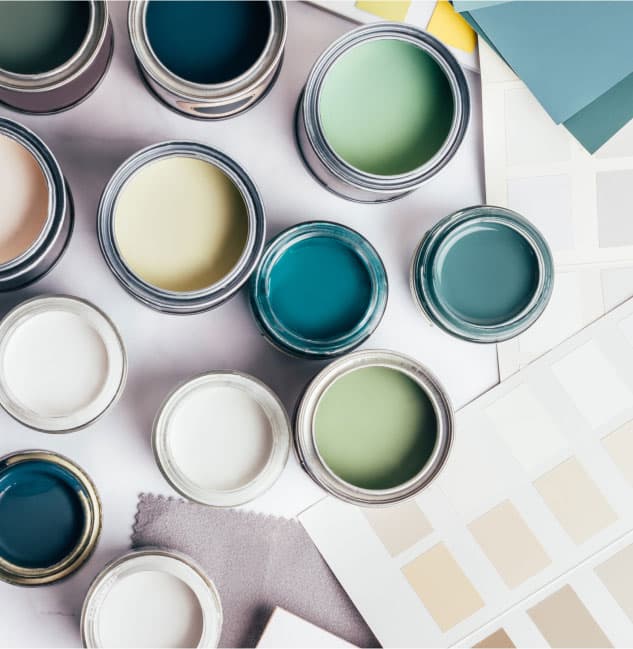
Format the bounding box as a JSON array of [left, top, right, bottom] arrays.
[[145, 0, 271, 84], [0, 133, 48, 264], [113, 156, 248, 292], [267, 235, 373, 340], [430, 219, 540, 326], [0, 459, 86, 569], [319, 38, 454, 176], [314, 366, 438, 490], [0, 1, 91, 75]]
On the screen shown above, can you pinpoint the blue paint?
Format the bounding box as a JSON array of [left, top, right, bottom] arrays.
[[250, 222, 388, 358], [431, 220, 539, 326], [145, 1, 271, 85], [269, 236, 372, 340], [0, 459, 86, 569]]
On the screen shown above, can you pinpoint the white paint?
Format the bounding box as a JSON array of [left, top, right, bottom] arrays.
[[0, 297, 126, 431], [4, 310, 108, 416], [97, 570, 204, 649], [155, 372, 291, 507], [168, 383, 273, 491]]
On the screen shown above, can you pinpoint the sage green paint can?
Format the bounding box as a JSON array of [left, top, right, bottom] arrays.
[[294, 350, 453, 506]]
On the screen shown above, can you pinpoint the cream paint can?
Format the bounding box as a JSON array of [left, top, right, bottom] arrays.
[[81, 549, 222, 648], [153, 371, 291, 507], [0, 295, 126, 433], [98, 141, 265, 314], [0, 118, 73, 290]]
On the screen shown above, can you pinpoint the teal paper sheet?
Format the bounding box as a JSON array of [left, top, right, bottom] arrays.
[[452, 1, 511, 11], [466, 1, 633, 124], [564, 72, 633, 153], [459, 1, 633, 152]]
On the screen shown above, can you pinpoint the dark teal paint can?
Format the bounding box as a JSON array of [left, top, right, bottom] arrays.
[[128, 1, 287, 119], [0, 450, 101, 585]]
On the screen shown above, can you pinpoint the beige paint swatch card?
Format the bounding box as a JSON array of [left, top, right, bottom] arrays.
[[301, 295, 633, 647], [478, 40, 633, 378]]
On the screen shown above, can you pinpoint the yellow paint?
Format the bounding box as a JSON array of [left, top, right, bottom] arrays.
[[355, 0, 411, 22], [427, 1, 477, 53], [114, 156, 248, 292]]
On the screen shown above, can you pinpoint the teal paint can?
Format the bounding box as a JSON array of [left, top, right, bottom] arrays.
[[249, 222, 388, 359], [0, 450, 101, 586], [411, 206, 554, 343], [128, 1, 287, 119]]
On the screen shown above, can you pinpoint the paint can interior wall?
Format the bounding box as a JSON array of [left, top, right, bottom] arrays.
[[0, 134, 49, 265]]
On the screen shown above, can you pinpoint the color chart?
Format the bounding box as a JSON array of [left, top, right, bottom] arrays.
[[301, 294, 633, 647], [478, 40, 633, 378]]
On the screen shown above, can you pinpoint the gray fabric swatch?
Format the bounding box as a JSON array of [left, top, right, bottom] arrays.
[[132, 494, 379, 648]]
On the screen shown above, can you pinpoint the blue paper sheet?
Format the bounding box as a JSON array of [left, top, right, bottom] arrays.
[[464, 1, 633, 124]]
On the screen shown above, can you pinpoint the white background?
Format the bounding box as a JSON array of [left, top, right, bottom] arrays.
[[0, 2, 496, 646]]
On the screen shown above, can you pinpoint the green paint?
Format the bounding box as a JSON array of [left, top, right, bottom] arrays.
[[432, 220, 539, 326], [0, 1, 91, 75], [315, 367, 437, 490], [318, 38, 454, 176]]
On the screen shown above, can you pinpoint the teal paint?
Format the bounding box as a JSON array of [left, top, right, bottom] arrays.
[[431, 220, 539, 326], [0, 460, 86, 569], [145, 1, 271, 85], [0, 1, 91, 75], [268, 235, 372, 340]]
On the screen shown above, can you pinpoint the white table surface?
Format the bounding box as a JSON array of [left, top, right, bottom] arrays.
[[0, 2, 496, 646]]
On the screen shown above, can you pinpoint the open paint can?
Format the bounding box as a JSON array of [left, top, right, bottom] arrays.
[[0, 295, 127, 432], [411, 205, 554, 343], [0, 118, 73, 291], [296, 23, 469, 202], [0, 450, 101, 586], [295, 349, 453, 506], [249, 221, 388, 359], [98, 141, 265, 313], [153, 371, 291, 507], [0, 1, 113, 114], [128, 1, 286, 119], [81, 548, 223, 648]]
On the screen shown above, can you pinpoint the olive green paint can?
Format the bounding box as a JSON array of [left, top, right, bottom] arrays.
[[294, 350, 453, 506]]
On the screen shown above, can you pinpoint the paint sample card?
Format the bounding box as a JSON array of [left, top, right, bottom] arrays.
[[306, 1, 478, 70], [478, 40, 633, 378], [257, 607, 354, 648], [301, 295, 633, 647]]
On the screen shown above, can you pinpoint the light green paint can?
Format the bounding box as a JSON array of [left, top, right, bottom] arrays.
[[295, 23, 470, 202], [319, 39, 454, 176], [295, 350, 453, 505]]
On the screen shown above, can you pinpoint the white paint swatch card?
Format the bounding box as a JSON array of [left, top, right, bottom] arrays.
[[478, 39, 633, 378], [257, 607, 354, 648], [301, 295, 633, 647]]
